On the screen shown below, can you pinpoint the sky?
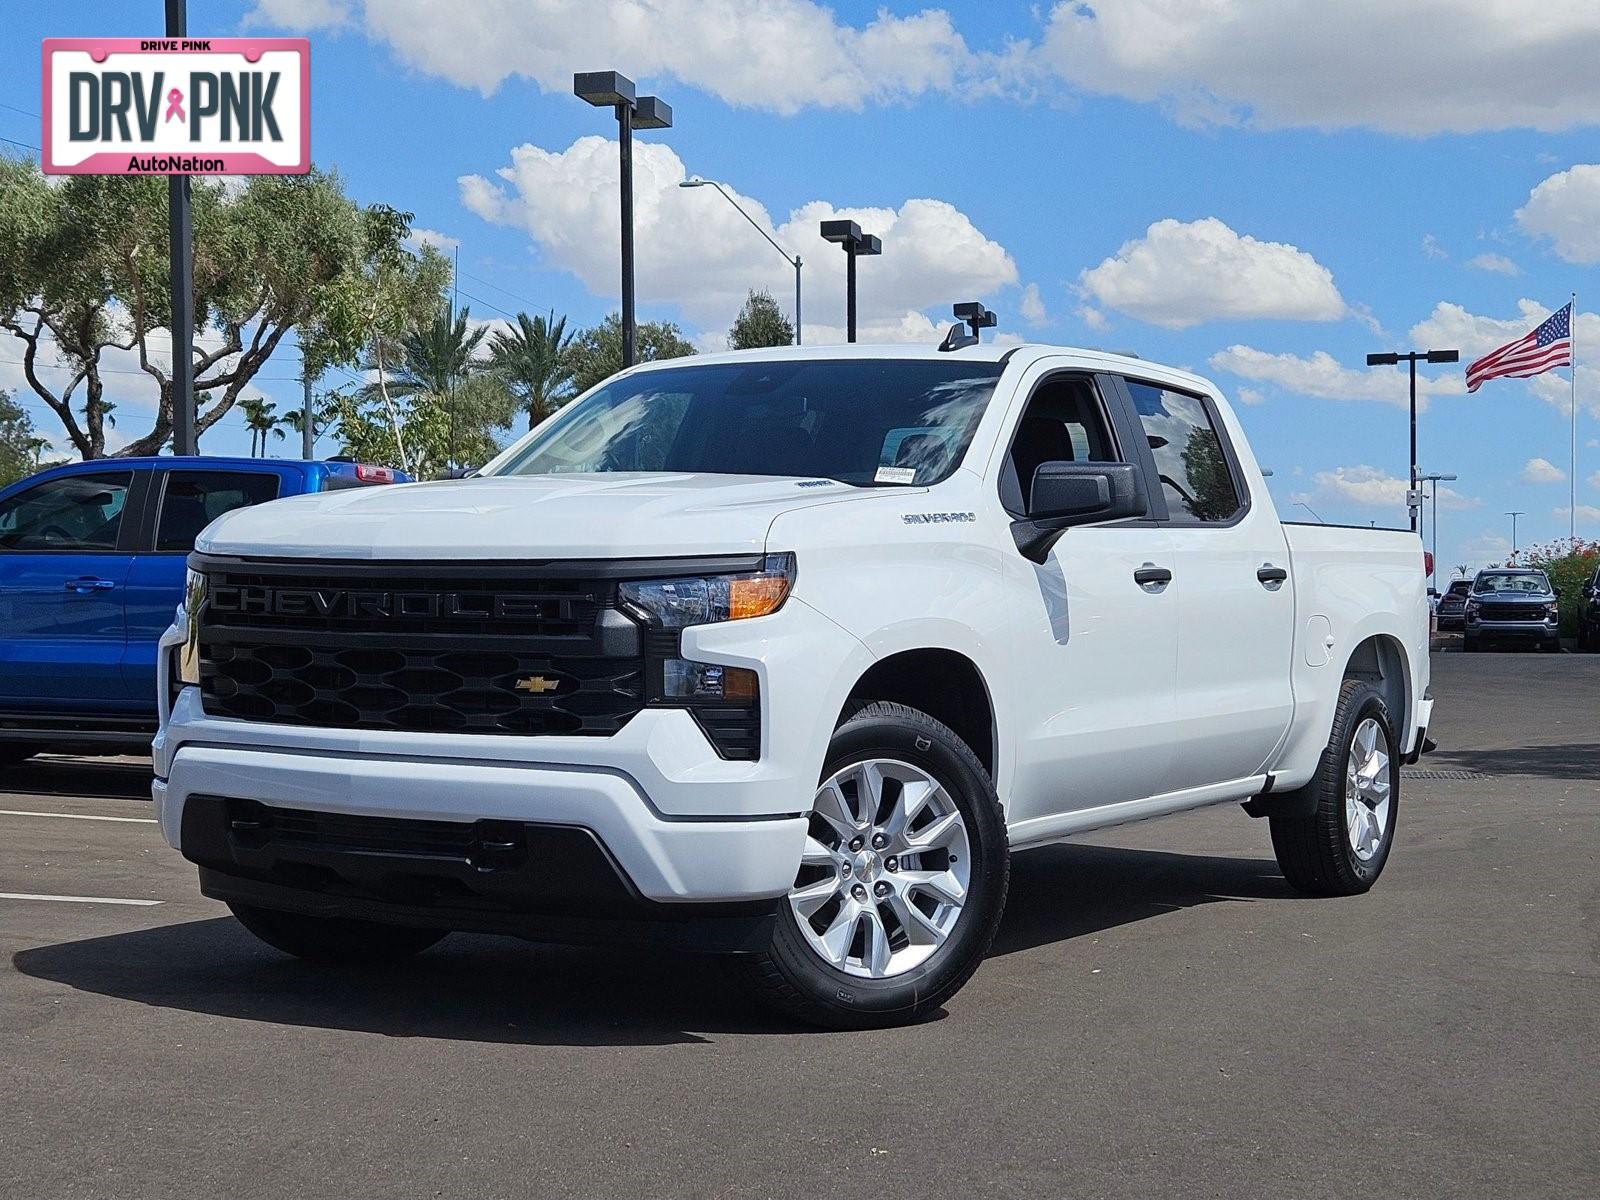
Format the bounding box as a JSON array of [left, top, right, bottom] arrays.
[[4, 0, 1599, 574]]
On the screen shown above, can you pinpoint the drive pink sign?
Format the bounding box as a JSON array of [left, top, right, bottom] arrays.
[[42, 38, 309, 175]]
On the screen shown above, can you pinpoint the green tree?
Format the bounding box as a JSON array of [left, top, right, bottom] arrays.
[[1178, 427, 1239, 522], [490, 311, 574, 429], [0, 389, 52, 488], [239, 395, 286, 457], [0, 161, 411, 458], [328, 305, 516, 478], [1515, 538, 1600, 638], [727, 289, 794, 349], [561, 313, 696, 396]]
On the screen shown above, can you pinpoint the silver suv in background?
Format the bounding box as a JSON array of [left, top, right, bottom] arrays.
[[1463, 569, 1562, 653]]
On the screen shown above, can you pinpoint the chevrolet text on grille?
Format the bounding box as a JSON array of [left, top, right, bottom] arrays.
[[207, 584, 566, 622]]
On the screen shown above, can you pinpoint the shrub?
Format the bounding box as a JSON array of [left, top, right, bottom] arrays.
[[1513, 538, 1600, 637]]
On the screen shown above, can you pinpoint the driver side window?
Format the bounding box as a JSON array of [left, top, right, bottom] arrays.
[[0, 472, 133, 552], [1000, 376, 1119, 516]]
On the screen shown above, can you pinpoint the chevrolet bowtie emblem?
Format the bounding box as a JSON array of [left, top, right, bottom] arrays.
[[515, 675, 560, 694]]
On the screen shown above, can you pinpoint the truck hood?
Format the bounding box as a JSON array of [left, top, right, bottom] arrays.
[[196, 472, 868, 560]]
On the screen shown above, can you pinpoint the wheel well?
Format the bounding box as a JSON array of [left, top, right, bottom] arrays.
[[839, 649, 996, 776], [1343, 635, 1409, 735]]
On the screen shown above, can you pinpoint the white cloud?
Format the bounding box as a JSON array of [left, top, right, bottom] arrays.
[[405, 227, 460, 253], [1032, 0, 1600, 134], [250, 0, 991, 115], [1590, 470, 1600, 489], [1311, 465, 1477, 511], [1516, 164, 1600, 265], [1422, 234, 1448, 261], [1078, 218, 1344, 329], [1207, 345, 1463, 410], [1556, 504, 1600, 525], [1235, 386, 1265, 406], [460, 136, 1016, 342], [1077, 305, 1109, 332], [243, 0, 352, 29], [1522, 457, 1566, 484], [1018, 283, 1047, 327], [1465, 252, 1520, 276], [1409, 300, 1599, 419]]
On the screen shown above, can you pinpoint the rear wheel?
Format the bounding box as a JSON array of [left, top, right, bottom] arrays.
[[738, 702, 1009, 1029], [1269, 679, 1399, 897], [228, 903, 446, 964]]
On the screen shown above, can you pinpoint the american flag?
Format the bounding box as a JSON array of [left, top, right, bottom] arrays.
[[1465, 302, 1573, 392]]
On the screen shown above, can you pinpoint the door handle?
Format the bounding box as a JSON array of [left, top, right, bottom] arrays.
[[1134, 565, 1173, 588], [1256, 564, 1289, 587], [64, 577, 116, 592]]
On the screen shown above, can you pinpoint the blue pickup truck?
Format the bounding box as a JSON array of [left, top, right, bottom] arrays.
[[0, 456, 406, 763]]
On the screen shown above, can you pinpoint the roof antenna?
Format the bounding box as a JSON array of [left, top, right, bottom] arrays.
[[938, 301, 997, 351]]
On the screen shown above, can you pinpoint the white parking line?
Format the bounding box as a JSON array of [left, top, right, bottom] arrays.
[[0, 809, 157, 824], [0, 892, 162, 906]]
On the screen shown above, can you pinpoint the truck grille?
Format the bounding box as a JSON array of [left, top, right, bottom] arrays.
[[196, 562, 644, 737], [1478, 602, 1546, 622]]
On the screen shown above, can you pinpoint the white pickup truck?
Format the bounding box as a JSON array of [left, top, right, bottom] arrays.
[[155, 343, 1432, 1028]]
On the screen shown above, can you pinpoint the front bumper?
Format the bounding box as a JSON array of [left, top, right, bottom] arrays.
[[1465, 618, 1559, 640], [153, 596, 873, 932]]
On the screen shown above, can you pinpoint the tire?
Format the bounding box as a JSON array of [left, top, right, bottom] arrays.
[[1269, 678, 1399, 897], [228, 902, 446, 964], [1462, 635, 1478, 653], [1545, 637, 1563, 654], [737, 701, 1009, 1030]]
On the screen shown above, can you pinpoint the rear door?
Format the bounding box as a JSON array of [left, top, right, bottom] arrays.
[[122, 467, 285, 701], [0, 469, 139, 708], [1114, 376, 1295, 792]]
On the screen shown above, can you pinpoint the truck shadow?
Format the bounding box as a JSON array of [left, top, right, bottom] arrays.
[[1422, 742, 1599, 781], [1, 755, 152, 801], [12, 844, 1292, 1046]]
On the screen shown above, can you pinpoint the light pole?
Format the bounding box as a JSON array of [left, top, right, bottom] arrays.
[[819, 220, 881, 343], [1418, 472, 1457, 587], [679, 176, 801, 344], [167, 0, 195, 455], [1294, 501, 1326, 523], [1506, 510, 1525, 557], [574, 71, 672, 369], [1365, 348, 1459, 533]]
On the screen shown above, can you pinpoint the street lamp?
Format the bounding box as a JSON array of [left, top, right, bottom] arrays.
[[1506, 510, 1526, 556], [1418, 472, 1457, 587], [574, 71, 673, 369], [1364, 348, 1459, 533], [679, 176, 802, 344], [819, 219, 881, 343]]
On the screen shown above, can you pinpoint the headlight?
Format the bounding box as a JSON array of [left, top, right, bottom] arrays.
[[178, 569, 206, 686], [619, 554, 795, 629]]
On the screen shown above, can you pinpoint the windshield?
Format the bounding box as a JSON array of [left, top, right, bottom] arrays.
[[1473, 572, 1550, 595], [490, 359, 1005, 487]]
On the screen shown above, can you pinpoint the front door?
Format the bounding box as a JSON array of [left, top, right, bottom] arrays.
[[999, 368, 1179, 826], [0, 470, 137, 708]]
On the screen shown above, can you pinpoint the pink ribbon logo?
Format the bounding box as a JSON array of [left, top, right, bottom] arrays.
[[164, 88, 185, 123]]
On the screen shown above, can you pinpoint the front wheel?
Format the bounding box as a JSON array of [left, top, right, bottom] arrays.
[[737, 701, 1009, 1029], [228, 903, 446, 964], [1269, 679, 1399, 897]]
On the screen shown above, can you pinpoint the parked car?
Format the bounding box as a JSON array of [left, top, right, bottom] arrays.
[[1436, 578, 1472, 630], [1462, 568, 1562, 653], [1578, 564, 1600, 652], [154, 345, 1431, 1028], [0, 456, 406, 764]]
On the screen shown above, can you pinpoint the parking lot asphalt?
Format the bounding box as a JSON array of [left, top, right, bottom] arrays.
[[1, 650, 1595, 1200]]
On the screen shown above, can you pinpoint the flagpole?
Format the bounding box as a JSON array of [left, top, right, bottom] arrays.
[[1572, 290, 1578, 541]]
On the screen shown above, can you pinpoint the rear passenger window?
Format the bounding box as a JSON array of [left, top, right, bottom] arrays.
[[1124, 381, 1243, 523], [155, 471, 281, 552]]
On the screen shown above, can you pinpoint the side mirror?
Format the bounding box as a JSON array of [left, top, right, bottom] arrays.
[[1013, 461, 1147, 562]]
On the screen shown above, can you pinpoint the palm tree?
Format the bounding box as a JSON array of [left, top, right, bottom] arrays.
[[359, 305, 504, 476], [490, 310, 574, 429], [239, 396, 285, 457]]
